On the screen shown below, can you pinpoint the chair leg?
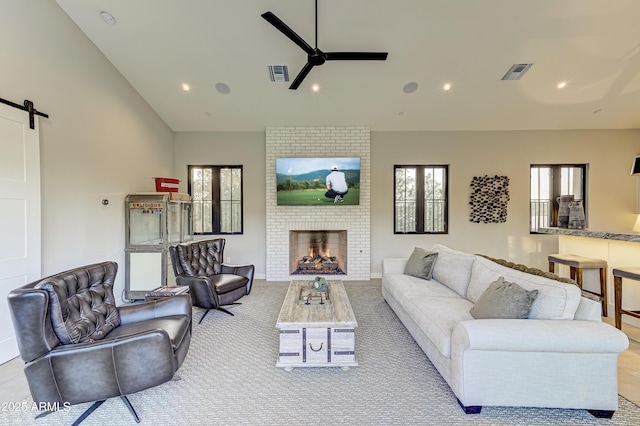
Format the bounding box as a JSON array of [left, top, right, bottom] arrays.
[[120, 395, 140, 424], [37, 396, 139, 425], [198, 304, 240, 323], [216, 307, 236, 316], [71, 400, 105, 426], [600, 267, 608, 317], [615, 276, 623, 329], [198, 309, 212, 324]]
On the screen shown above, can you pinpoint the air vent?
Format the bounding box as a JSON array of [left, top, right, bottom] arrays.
[[501, 63, 533, 80], [268, 65, 290, 82]]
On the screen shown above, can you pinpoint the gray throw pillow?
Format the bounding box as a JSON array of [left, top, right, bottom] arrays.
[[404, 247, 439, 280], [470, 277, 538, 319]]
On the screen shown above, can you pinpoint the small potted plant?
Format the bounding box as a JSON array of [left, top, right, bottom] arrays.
[[312, 276, 328, 292]]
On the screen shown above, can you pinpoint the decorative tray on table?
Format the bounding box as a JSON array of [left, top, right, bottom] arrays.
[[298, 283, 331, 305]]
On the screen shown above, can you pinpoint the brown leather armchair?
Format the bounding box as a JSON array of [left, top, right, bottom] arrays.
[[169, 238, 254, 323], [7, 261, 192, 424]]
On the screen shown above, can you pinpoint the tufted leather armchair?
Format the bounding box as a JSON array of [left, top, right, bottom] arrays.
[[169, 238, 254, 323], [7, 261, 192, 424]]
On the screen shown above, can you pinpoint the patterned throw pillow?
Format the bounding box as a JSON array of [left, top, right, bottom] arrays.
[[470, 276, 539, 319], [404, 247, 439, 280]]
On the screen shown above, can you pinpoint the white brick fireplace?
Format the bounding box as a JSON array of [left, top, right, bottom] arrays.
[[265, 127, 371, 281]]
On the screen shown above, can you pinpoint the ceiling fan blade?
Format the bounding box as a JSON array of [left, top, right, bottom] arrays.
[[261, 12, 314, 55], [289, 63, 315, 90], [325, 52, 388, 61]]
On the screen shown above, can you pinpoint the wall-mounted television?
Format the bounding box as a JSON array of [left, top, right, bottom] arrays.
[[276, 157, 360, 205]]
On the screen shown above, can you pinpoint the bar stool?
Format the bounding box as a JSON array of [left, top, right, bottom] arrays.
[[548, 254, 608, 316], [612, 267, 640, 329]]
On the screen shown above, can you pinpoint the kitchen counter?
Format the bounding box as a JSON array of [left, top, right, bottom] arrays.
[[539, 227, 640, 327], [538, 227, 640, 243]]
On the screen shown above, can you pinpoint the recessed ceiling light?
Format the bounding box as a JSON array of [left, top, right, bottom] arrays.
[[443, 83, 452, 91], [311, 84, 320, 92], [557, 81, 568, 89], [182, 83, 191, 92], [99, 11, 116, 25], [402, 82, 418, 94], [593, 109, 602, 114], [215, 83, 231, 94]]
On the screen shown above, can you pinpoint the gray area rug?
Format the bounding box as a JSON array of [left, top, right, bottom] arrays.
[[3, 281, 640, 425]]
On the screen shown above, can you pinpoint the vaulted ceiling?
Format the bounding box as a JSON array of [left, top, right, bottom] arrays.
[[55, 0, 640, 132]]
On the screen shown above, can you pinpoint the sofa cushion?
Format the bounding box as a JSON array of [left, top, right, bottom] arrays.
[[404, 247, 439, 280], [477, 254, 577, 285], [467, 255, 582, 320], [383, 273, 462, 305], [431, 244, 476, 297], [470, 277, 538, 319], [403, 295, 475, 358]]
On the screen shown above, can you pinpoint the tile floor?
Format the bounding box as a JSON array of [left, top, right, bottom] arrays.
[[2, 318, 639, 408]]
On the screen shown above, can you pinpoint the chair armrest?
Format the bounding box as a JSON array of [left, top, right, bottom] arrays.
[[29, 329, 176, 404], [221, 263, 255, 293], [175, 275, 218, 308], [118, 294, 192, 325]]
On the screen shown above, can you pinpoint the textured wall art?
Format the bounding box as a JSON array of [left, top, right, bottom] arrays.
[[469, 175, 510, 223]]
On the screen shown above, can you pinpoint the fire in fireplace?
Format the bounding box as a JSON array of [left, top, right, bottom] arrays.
[[290, 230, 346, 275]]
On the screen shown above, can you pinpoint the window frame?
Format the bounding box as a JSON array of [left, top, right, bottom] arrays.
[[187, 165, 244, 235], [394, 164, 449, 235], [530, 163, 588, 233]]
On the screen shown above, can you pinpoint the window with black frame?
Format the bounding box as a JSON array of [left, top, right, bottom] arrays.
[[530, 164, 587, 232], [188, 165, 243, 234], [394, 165, 448, 234]]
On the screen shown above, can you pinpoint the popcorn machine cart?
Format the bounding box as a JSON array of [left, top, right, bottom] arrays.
[[124, 193, 193, 300]]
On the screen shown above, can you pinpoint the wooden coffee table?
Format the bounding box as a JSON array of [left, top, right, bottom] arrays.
[[276, 280, 358, 371]]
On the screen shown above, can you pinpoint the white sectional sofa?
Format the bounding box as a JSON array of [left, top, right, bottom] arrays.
[[381, 244, 629, 417]]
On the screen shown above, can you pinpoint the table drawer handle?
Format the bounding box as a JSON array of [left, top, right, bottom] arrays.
[[309, 342, 324, 352]]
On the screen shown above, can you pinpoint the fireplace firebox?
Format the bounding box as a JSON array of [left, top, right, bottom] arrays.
[[289, 230, 347, 275]]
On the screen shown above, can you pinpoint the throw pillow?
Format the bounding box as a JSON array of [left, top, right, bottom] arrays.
[[470, 276, 538, 319], [404, 247, 439, 280]]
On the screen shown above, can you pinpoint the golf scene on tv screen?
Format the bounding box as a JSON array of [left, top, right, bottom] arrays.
[[276, 157, 360, 205]]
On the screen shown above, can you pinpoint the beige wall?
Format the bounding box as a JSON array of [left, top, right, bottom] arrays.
[[1, 1, 174, 297], [371, 130, 640, 274], [175, 129, 640, 278], [173, 132, 266, 275]]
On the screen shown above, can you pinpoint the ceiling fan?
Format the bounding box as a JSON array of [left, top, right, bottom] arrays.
[[261, 0, 388, 90]]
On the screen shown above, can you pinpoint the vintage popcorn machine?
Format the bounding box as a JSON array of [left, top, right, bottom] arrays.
[[124, 193, 193, 300]]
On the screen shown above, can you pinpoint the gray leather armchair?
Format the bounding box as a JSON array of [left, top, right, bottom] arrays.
[[169, 238, 254, 323], [7, 261, 192, 424]]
